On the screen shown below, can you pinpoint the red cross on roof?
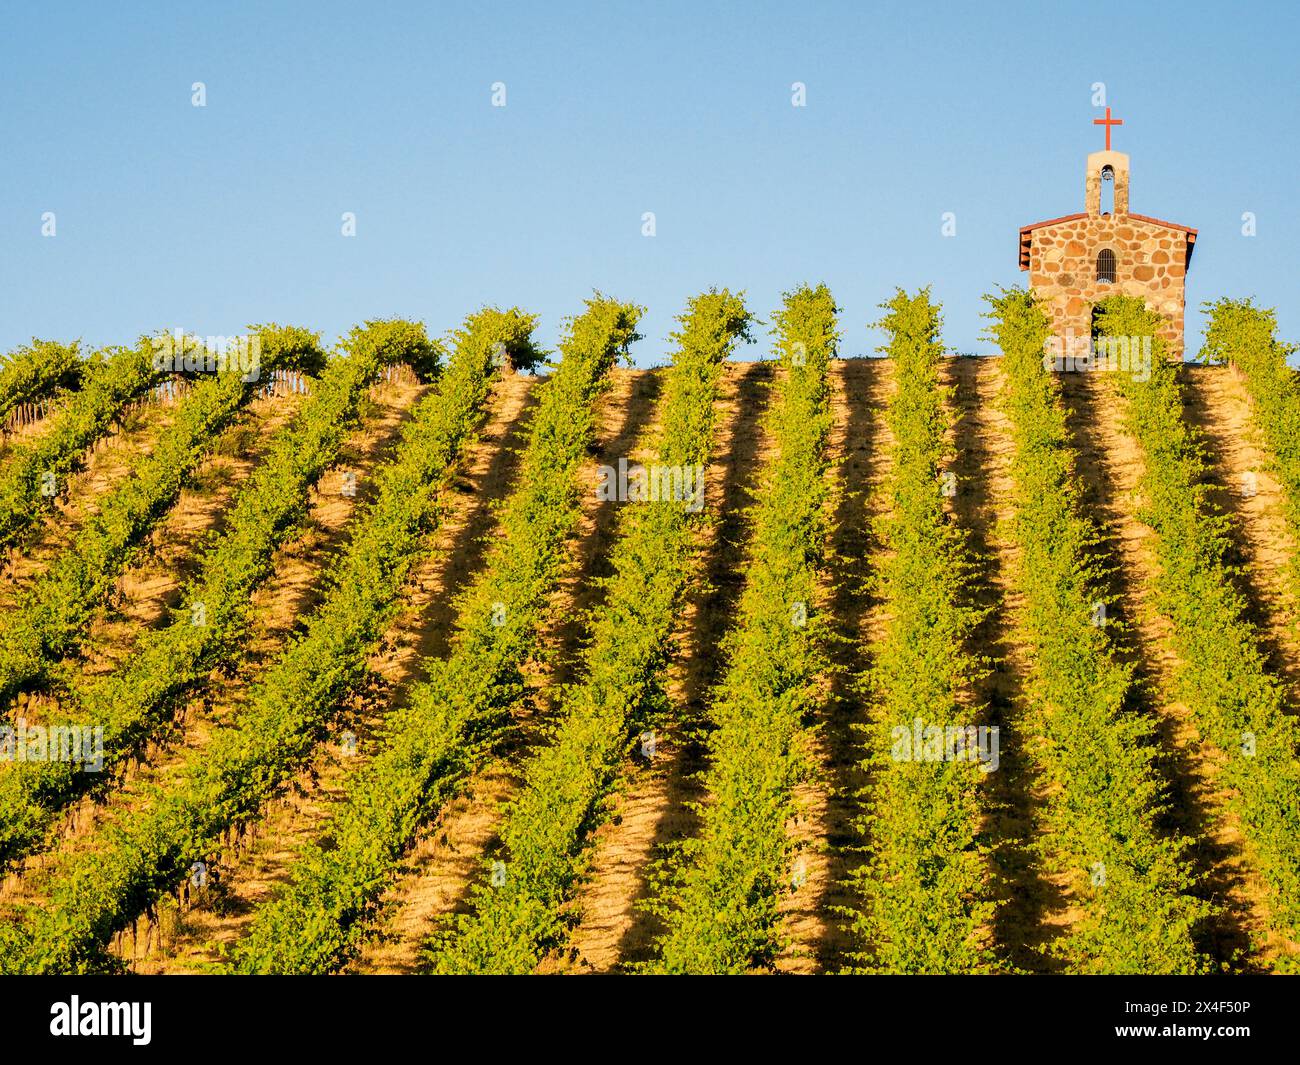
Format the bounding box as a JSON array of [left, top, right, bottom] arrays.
[[1093, 107, 1123, 151]]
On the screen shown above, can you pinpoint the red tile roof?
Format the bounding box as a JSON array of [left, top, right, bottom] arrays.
[[1018, 212, 1197, 270]]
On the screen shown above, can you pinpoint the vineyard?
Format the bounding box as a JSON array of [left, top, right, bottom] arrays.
[[1, 288, 1298, 976]]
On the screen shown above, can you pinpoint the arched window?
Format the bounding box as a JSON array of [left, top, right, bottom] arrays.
[[1100, 165, 1115, 216], [1096, 248, 1117, 285]]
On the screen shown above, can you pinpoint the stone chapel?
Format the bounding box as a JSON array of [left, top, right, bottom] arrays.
[[1018, 109, 1197, 356]]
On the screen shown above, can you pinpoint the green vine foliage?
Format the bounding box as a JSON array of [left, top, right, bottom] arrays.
[[1201, 297, 1300, 611], [983, 286, 1210, 974], [846, 288, 997, 974], [229, 295, 642, 973], [0, 340, 164, 548], [340, 318, 443, 383], [1097, 293, 1300, 970], [0, 339, 83, 423], [0, 320, 439, 870], [647, 284, 838, 973], [0, 307, 539, 975], [0, 325, 326, 705], [426, 289, 754, 975]]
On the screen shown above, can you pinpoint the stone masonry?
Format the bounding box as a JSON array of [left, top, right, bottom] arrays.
[[1019, 150, 1197, 357]]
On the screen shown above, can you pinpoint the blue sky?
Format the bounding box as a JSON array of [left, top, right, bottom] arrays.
[[2, 0, 1296, 364]]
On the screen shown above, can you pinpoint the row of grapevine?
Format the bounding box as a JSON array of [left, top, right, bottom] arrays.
[[0, 308, 540, 974], [427, 290, 755, 974], [984, 287, 1210, 973], [846, 289, 996, 973], [648, 284, 838, 973], [1097, 294, 1300, 969], [0, 340, 82, 425], [231, 295, 644, 973], [1201, 297, 1300, 606], [0, 341, 164, 548], [0, 320, 439, 870], [0, 325, 326, 704]]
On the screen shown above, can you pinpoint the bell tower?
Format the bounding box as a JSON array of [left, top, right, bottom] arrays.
[[1086, 151, 1130, 217]]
